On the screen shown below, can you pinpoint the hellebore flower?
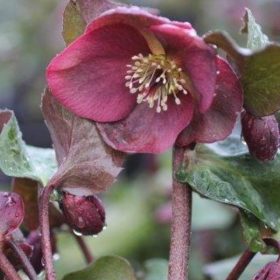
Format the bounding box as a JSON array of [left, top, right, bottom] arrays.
[[47, 7, 242, 153], [242, 111, 279, 161]]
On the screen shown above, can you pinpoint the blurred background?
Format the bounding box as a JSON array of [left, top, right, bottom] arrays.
[[1, 0, 280, 279]]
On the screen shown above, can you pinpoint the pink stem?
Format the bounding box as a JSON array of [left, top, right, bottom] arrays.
[[168, 146, 192, 280], [39, 185, 56, 280], [72, 233, 94, 264], [0, 249, 21, 280], [226, 249, 256, 280], [8, 240, 37, 280]]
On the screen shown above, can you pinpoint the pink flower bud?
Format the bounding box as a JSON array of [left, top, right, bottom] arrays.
[[242, 112, 279, 161], [0, 192, 24, 239], [60, 192, 106, 236]]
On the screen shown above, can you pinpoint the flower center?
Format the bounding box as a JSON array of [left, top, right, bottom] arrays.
[[125, 53, 188, 113]]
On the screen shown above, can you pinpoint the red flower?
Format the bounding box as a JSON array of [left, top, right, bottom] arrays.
[[47, 7, 242, 153]]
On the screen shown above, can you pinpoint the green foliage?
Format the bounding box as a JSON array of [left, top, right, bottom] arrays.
[[176, 140, 280, 249], [0, 110, 57, 186], [204, 9, 280, 117], [62, 256, 136, 280], [242, 8, 269, 50], [241, 44, 280, 116], [42, 90, 124, 194], [63, 0, 86, 45], [240, 211, 267, 253]]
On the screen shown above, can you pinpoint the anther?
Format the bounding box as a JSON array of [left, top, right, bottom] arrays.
[[125, 53, 188, 113]]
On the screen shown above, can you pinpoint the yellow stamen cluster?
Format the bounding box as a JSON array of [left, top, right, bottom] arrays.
[[125, 53, 188, 113]]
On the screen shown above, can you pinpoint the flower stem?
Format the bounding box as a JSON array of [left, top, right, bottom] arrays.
[[226, 249, 256, 280], [0, 249, 21, 280], [39, 185, 56, 280], [8, 240, 37, 280], [168, 146, 192, 280], [71, 231, 94, 264]]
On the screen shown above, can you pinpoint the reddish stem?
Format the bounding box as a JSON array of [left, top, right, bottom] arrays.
[[8, 240, 37, 280], [0, 249, 21, 280], [72, 233, 94, 264], [39, 185, 56, 280], [168, 146, 192, 280], [226, 249, 256, 280], [263, 238, 280, 253]]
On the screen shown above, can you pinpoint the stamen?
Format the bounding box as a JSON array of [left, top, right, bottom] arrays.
[[125, 53, 189, 113]]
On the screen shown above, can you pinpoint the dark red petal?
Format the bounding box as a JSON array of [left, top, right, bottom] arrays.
[[85, 6, 196, 54], [176, 57, 243, 147], [47, 23, 151, 122], [97, 95, 194, 154], [0, 192, 24, 238], [172, 21, 193, 30], [86, 6, 173, 33], [150, 24, 217, 113]]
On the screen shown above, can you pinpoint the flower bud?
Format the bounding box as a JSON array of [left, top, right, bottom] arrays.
[[252, 261, 280, 279], [59, 192, 106, 236], [242, 112, 279, 161], [0, 192, 24, 240]]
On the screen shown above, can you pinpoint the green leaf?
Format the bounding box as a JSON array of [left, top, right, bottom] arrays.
[[63, 0, 86, 45], [0, 110, 57, 186], [204, 254, 276, 280], [62, 0, 118, 45], [204, 11, 280, 117], [241, 44, 280, 116], [240, 211, 268, 253], [74, 0, 118, 25], [241, 8, 269, 50], [203, 31, 249, 69], [62, 256, 136, 280], [176, 144, 280, 232], [42, 89, 124, 194], [144, 259, 168, 280]]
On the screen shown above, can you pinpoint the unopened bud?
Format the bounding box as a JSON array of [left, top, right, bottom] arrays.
[[0, 192, 24, 239], [59, 192, 106, 236], [242, 112, 279, 161]]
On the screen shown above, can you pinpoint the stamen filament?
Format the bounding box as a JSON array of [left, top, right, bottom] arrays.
[[125, 53, 189, 113]]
